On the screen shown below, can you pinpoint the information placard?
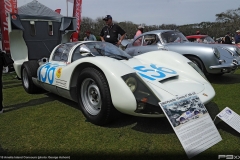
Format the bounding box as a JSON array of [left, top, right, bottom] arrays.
[[159, 92, 222, 159], [217, 107, 240, 133]]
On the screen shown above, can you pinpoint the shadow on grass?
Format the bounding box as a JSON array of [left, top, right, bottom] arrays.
[[0, 144, 7, 155], [205, 102, 240, 137], [3, 96, 56, 113], [217, 121, 240, 138], [44, 92, 79, 109], [2, 80, 21, 85], [43, 92, 175, 134], [207, 73, 240, 84], [3, 84, 23, 89]]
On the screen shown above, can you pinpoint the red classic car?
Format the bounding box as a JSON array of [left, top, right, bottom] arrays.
[[186, 35, 240, 48]]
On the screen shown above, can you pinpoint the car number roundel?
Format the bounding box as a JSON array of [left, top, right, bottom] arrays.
[[133, 64, 178, 81], [38, 63, 65, 84]]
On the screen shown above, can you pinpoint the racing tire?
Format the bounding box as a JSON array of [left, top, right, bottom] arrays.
[[186, 56, 207, 75], [77, 67, 117, 126], [21, 60, 41, 94]]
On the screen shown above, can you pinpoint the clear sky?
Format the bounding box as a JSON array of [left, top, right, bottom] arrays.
[[17, 0, 240, 25]]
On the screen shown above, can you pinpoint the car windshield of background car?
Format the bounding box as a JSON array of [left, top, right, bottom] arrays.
[[205, 36, 215, 44], [161, 31, 188, 44]]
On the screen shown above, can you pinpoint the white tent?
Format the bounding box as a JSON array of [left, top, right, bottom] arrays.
[[18, 0, 62, 18]]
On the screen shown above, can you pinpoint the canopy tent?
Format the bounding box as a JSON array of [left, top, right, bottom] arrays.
[[18, 0, 62, 18]]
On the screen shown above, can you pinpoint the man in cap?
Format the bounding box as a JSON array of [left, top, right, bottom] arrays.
[[84, 30, 97, 41], [234, 30, 240, 44], [100, 15, 126, 46]]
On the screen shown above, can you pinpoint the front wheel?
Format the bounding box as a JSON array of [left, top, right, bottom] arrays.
[[77, 67, 118, 125]]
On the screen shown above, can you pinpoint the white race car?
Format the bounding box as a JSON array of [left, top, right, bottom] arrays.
[[8, 14, 215, 125], [16, 41, 214, 125]]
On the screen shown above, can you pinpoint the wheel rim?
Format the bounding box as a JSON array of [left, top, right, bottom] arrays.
[[81, 78, 102, 115], [2, 66, 9, 73], [22, 68, 29, 89]]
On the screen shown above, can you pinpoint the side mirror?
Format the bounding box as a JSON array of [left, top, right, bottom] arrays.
[[79, 45, 91, 53]]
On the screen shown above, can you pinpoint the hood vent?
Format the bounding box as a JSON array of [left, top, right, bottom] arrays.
[[159, 75, 178, 83]]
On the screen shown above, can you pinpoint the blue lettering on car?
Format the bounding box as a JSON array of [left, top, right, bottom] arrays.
[[134, 64, 177, 81], [38, 63, 60, 84]]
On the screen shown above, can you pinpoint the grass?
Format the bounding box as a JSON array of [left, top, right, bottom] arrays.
[[0, 71, 240, 160]]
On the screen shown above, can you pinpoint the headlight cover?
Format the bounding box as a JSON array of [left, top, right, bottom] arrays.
[[213, 47, 220, 59], [188, 62, 207, 80], [125, 77, 137, 92], [122, 73, 162, 114]]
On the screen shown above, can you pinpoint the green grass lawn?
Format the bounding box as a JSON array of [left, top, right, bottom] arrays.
[[0, 71, 240, 160]]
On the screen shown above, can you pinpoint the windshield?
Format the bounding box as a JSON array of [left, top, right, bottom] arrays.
[[202, 36, 215, 44], [160, 31, 188, 44], [84, 42, 132, 59]]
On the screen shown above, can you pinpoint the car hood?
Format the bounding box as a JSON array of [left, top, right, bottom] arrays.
[[122, 58, 205, 96]]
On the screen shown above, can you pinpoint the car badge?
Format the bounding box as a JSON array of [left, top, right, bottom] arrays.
[[203, 93, 208, 97], [56, 67, 62, 78]]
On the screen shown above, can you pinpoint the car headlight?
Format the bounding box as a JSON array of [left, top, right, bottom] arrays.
[[188, 62, 207, 80], [125, 77, 137, 92], [122, 73, 162, 114], [213, 47, 220, 59]]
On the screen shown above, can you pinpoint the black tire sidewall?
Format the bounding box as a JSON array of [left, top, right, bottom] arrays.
[[77, 68, 113, 125], [21, 61, 39, 93]]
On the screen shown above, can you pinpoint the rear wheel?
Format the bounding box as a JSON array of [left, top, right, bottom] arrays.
[[21, 61, 41, 94], [77, 67, 118, 125]]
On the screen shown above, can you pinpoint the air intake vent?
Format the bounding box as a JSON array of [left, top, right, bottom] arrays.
[[159, 75, 178, 83]]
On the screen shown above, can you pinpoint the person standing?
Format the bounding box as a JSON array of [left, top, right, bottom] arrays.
[[83, 30, 97, 41], [100, 15, 126, 46], [134, 25, 144, 39], [224, 32, 232, 44], [234, 30, 240, 44], [0, 50, 4, 113]]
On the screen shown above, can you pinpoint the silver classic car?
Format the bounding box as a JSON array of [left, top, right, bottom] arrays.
[[125, 30, 240, 75]]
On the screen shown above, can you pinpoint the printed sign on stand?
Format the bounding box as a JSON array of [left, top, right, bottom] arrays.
[[217, 107, 240, 133], [159, 92, 222, 159]]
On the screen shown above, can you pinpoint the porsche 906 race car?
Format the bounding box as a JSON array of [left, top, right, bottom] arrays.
[[8, 14, 215, 125], [15, 41, 215, 125]]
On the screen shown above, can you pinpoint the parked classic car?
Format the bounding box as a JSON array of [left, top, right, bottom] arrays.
[[125, 30, 240, 76], [186, 34, 240, 48], [8, 14, 215, 126], [186, 35, 216, 44]]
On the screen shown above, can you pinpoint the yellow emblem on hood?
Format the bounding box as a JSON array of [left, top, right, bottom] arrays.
[[203, 93, 208, 97]]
